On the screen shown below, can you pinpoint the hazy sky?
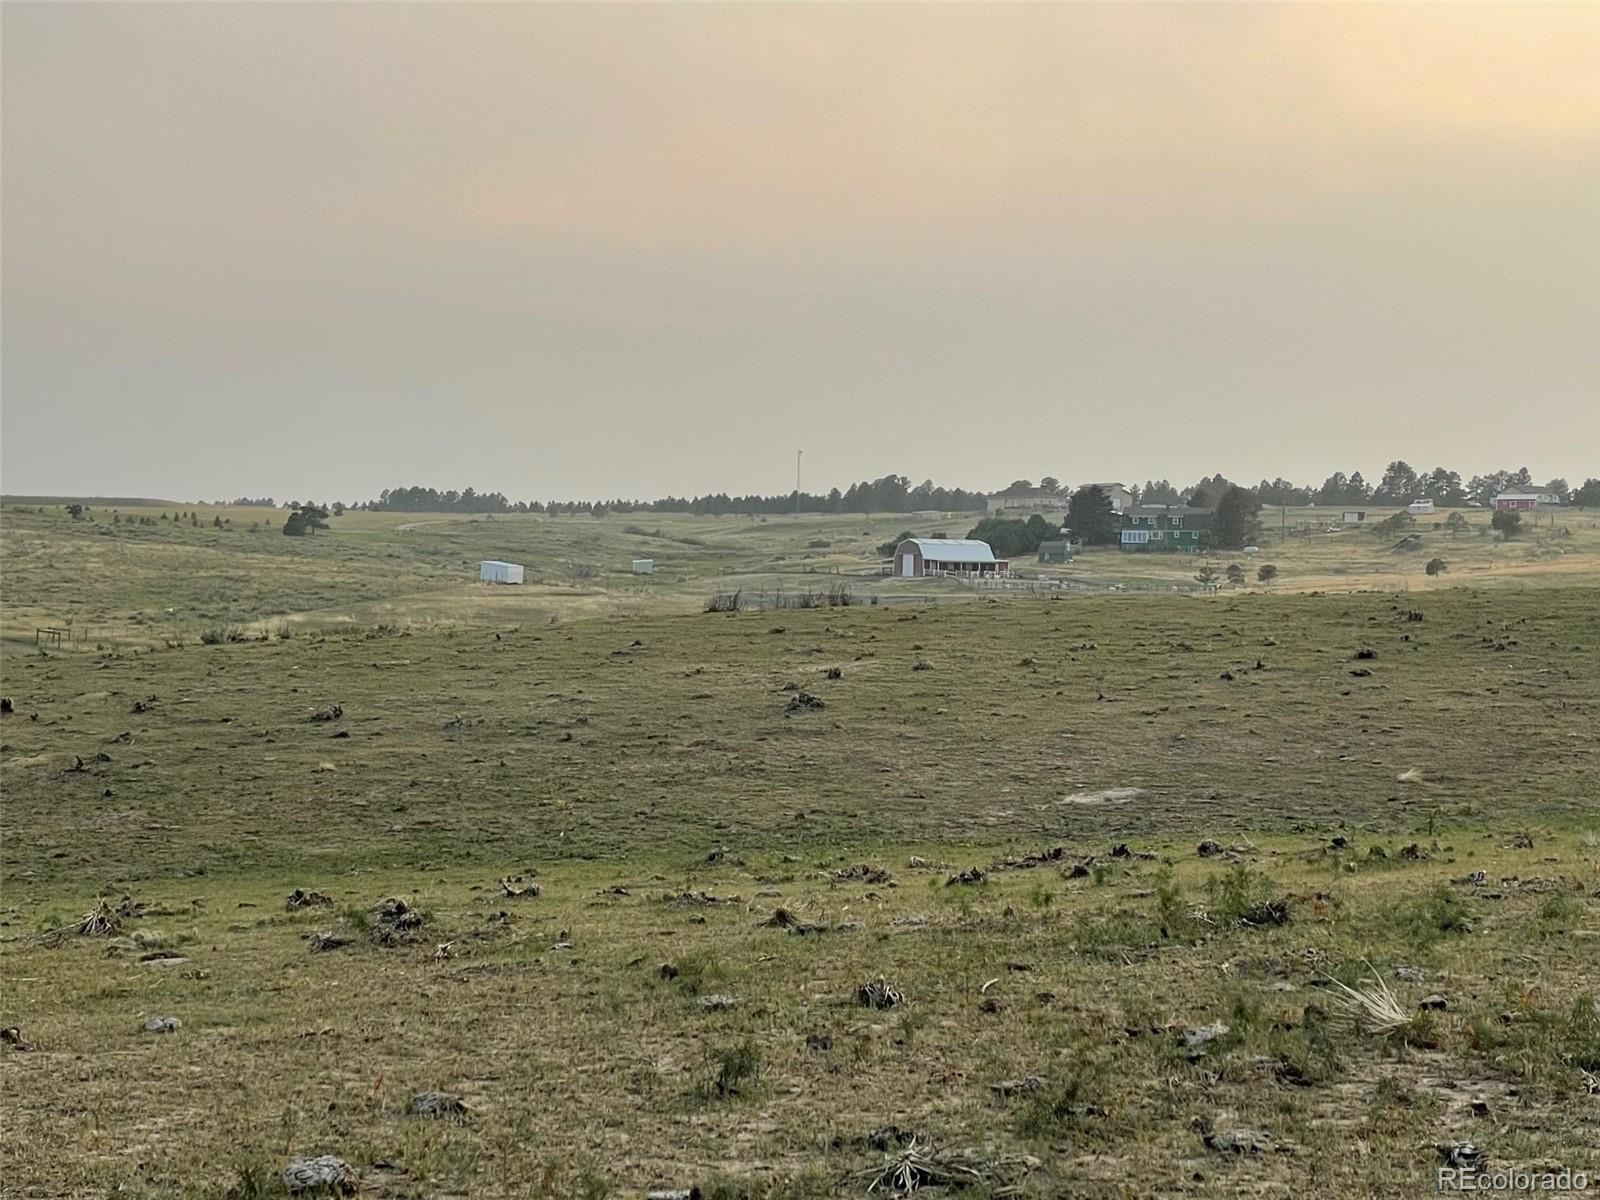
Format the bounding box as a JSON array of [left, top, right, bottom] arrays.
[[4, 2, 1597, 502]]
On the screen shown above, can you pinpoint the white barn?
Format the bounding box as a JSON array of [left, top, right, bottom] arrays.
[[893, 538, 1006, 577], [479, 560, 525, 584]]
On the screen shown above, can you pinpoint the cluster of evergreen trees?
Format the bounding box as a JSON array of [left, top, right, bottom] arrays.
[[362, 475, 988, 517], [368, 486, 517, 513], [350, 464, 1596, 521]]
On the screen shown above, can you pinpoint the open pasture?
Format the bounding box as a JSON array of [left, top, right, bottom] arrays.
[[2, 583, 1597, 1197], [6, 502, 1600, 651]]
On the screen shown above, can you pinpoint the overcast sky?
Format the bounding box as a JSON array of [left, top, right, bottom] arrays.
[[3, 2, 1597, 502]]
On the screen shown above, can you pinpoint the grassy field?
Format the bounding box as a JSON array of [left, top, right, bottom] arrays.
[[5, 501, 1599, 649], [2, 502, 1598, 1197]]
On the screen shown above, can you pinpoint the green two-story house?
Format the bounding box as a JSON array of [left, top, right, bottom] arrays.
[[1119, 505, 1213, 552]]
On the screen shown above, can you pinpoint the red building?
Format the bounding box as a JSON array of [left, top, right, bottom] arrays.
[[1494, 491, 1558, 511]]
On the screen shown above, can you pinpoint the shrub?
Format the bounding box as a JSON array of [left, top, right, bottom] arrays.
[[1014, 1043, 1115, 1140], [1491, 509, 1523, 538], [1425, 557, 1448, 576], [1203, 864, 1289, 927], [876, 530, 918, 557], [704, 590, 743, 613], [1390, 884, 1475, 946], [698, 1039, 761, 1101]]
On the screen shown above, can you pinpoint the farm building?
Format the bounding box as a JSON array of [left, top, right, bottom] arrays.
[[631, 559, 654, 574], [1037, 540, 1074, 563], [893, 538, 1007, 577], [479, 560, 525, 584], [1407, 499, 1436, 515], [986, 486, 1063, 515], [1494, 490, 1560, 511], [1084, 482, 1134, 513], [1342, 510, 1367, 524], [1119, 505, 1212, 551]]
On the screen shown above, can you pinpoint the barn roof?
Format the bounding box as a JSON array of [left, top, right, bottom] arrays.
[[900, 538, 998, 563]]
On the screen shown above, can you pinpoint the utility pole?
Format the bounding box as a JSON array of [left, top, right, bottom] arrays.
[[795, 449, 803, 517]]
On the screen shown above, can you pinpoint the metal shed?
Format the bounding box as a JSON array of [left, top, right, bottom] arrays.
[[479, 560, 525, 584], [893, 538, 1005, 577], [631, 559, 654, 574]]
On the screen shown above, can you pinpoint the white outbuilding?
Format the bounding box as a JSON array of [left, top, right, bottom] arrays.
[[893, 538, 1006, 577], [631, 559, 654, 574], [479, 560, 525, 584]]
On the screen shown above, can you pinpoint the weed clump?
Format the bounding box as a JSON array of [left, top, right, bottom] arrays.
[[697, 1039, 761, 1101]]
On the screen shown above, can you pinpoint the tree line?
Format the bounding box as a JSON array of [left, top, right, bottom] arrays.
[[1005, 464, 1594, 510], [362, 476, 990, 517], [347, 463, 1596, 520]]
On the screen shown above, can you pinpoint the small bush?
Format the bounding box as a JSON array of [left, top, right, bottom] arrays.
[[698, 1039, 761, 1101], [705, 590, 743, 613], [1155, 869, 1197, 940], [1491, 509, 1523, 538], [1390, 884, 1475, 946], [666, 952, 728, 997], [1204, 864, 1289, 927], [1014, 1045, 1115, 1141], [1535, 892, 1583, 927]]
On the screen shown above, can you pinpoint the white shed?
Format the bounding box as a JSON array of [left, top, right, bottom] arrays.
[[631, 559, 654, 574], [1407, 499, 1435, 515], [893, 538, 1005, 577], [479, 560, 525, 584]]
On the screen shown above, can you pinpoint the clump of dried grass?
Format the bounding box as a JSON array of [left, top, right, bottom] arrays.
[[499, 876, 539, 899], [75, 898, 121, 938], [1324, 962, 1413, 1039], [847, 1137, 1034, 1194], [856, 976, 904, 1010]]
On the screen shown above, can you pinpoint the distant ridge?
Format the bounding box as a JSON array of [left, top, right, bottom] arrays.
[[2, 495, 183, 507]]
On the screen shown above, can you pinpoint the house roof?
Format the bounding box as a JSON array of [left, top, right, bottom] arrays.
[[1495, 490, 1553, 500], [987, 486, 1053, 499], [899, 538, 998, 563], [1123, 505, 1213, 518]]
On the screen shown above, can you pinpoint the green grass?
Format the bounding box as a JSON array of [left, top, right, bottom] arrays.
[[2, 506, 1598, 1196], [5, 587, 1596, 886], [7, 501, 1599, 651]]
